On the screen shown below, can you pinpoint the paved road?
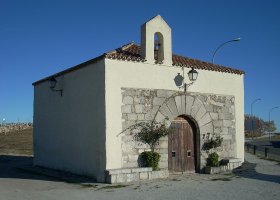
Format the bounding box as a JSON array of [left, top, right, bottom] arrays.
[[0, 152, 279, 200]]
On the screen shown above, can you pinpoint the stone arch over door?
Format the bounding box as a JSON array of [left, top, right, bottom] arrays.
[[154, 94, 213, 171]]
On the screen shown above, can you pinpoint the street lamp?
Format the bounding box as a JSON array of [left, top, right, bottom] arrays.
[[268, 106, 279, 141], [251, 98, 261, 138], [174, 67, 199, 92], [49, 77, 63, 96], [212, 37, 241, 64]]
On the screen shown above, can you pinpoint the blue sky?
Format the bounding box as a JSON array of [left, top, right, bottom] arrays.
[[0, 0, 280, 129]]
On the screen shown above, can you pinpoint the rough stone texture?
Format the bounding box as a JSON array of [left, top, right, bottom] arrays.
[[105, 167, 168, 184], [121, 88, 236, 171]]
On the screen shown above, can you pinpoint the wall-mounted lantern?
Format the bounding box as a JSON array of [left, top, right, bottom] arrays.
[[49, 77, 63, 96], [174, 67, 198, 92], [187, 67, 198, 82]]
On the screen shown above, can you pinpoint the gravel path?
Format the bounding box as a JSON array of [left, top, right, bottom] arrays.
[[0, 152, 279, 200]]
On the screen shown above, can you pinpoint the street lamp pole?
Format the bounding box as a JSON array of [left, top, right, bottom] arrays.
[[250, 98, 261, 139], [269, 106, 279, 141], [212, 38, 241, 64]]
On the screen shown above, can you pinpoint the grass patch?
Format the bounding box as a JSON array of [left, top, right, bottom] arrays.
[[211, 175, 236, 181], [211, 177, 231, 181], [171, 178, 181, 181], [81, 183, 98, 188], [98, 184, 128, 190]]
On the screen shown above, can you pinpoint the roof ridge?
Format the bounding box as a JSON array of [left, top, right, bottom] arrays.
[[106, 42, 244, 75]]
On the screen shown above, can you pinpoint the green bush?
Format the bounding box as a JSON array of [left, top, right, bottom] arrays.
[[140, 151, 160, 170], [207, 152, 219, 167]]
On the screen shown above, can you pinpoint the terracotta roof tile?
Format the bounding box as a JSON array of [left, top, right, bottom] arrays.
[[33, 42, 244, 85], [105, 42, 244, 75]]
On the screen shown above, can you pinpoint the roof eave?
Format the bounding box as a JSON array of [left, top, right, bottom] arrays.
[[32, 55, 105, 86]]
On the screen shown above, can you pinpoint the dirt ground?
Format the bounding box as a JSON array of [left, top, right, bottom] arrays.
[[0, 128, 33, 155]]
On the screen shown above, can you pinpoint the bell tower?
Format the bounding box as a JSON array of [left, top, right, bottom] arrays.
[[140, 15, 172, 66]]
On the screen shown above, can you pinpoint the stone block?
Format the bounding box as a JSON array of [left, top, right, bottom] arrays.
[[205, 104, 213, 112], [159, 148, 168, 154], [179, 95, 186, 115], [218, 113, 233, 120], [214, 127, 222, 134], [123, 162, 138, 168], [157, 90, 175, 98], [137, 114, 145, 120], [222, 127, 228, 134], [213, 120, 223, 127], [135, 104, 145, 113], [123, 96, 133, 104], [134, 97, 145, 104], [200, 123, 213, 135], [148, 171, 152, 180], [159, 140, 168, 148], [191, 98, 203, 117], [140, 172, 149, 180], [174, 95, 183, 114], [122, 88, 136, 96], [153, 97, 166, 106], [131, 167, 152, 173], [228, 127, 236, 134], [155, 112, 166, 123], [198, 113, 211, 127], [210, 112, 218, 120], [195, 106, 207, 121], [185, 96, 195, 115], [128, 155, 139, 162], [223, 120, 233, 127], [159, 161, 168, 168], [160, 153, 168, 162], [221, 134, 232, 140], [151, 170, 169, 179], [159, 104, 173, 120], [126, 173, 139, 182], [145, 113, 154, 120], [127, 113, 137, 121], [167, 98, 179, 116], [122, 105, 131, 113]]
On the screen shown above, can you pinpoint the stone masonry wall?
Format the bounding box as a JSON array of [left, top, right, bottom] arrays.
[[121, 87, 236, 170]]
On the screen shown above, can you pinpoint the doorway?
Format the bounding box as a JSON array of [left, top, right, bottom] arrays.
[[168, 116, 197, 172]]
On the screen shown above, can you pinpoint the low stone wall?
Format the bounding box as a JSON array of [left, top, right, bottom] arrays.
[[105, 168, 169, 184], [204, 158, 242, 174]]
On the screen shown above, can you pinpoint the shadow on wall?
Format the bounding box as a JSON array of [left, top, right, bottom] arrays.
[[0, 155, 96, 184], [232, 160, 280, 184]]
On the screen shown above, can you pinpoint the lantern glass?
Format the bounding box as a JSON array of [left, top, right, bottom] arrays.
[[188, 68, 198, 82], [49, 77, 57, 89]]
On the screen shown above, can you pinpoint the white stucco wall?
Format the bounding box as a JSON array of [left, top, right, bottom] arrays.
[[33, 59, 106, 182], [105, 59, 244, 170]]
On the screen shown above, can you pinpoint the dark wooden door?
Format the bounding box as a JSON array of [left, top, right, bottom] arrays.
[[168, 116, 195, 172]]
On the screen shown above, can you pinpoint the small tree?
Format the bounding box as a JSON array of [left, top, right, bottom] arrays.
[[202, 133, 223, 167], [127, 119, 170, 170], [131, 120, 170, 152]]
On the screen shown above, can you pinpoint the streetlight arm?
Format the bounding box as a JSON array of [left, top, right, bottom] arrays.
[[212, 38, 241, 64]]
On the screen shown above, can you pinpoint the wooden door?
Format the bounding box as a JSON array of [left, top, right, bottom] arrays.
[[168, 116, 195, 172]]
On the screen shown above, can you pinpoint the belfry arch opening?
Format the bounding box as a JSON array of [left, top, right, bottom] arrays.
[[154, 32, 164, 63], [168, 115, 200, 173]]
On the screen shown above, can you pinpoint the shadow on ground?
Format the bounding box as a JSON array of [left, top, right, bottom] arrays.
[[233, 161, 280, 184], [0, 155, 96, 184]]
